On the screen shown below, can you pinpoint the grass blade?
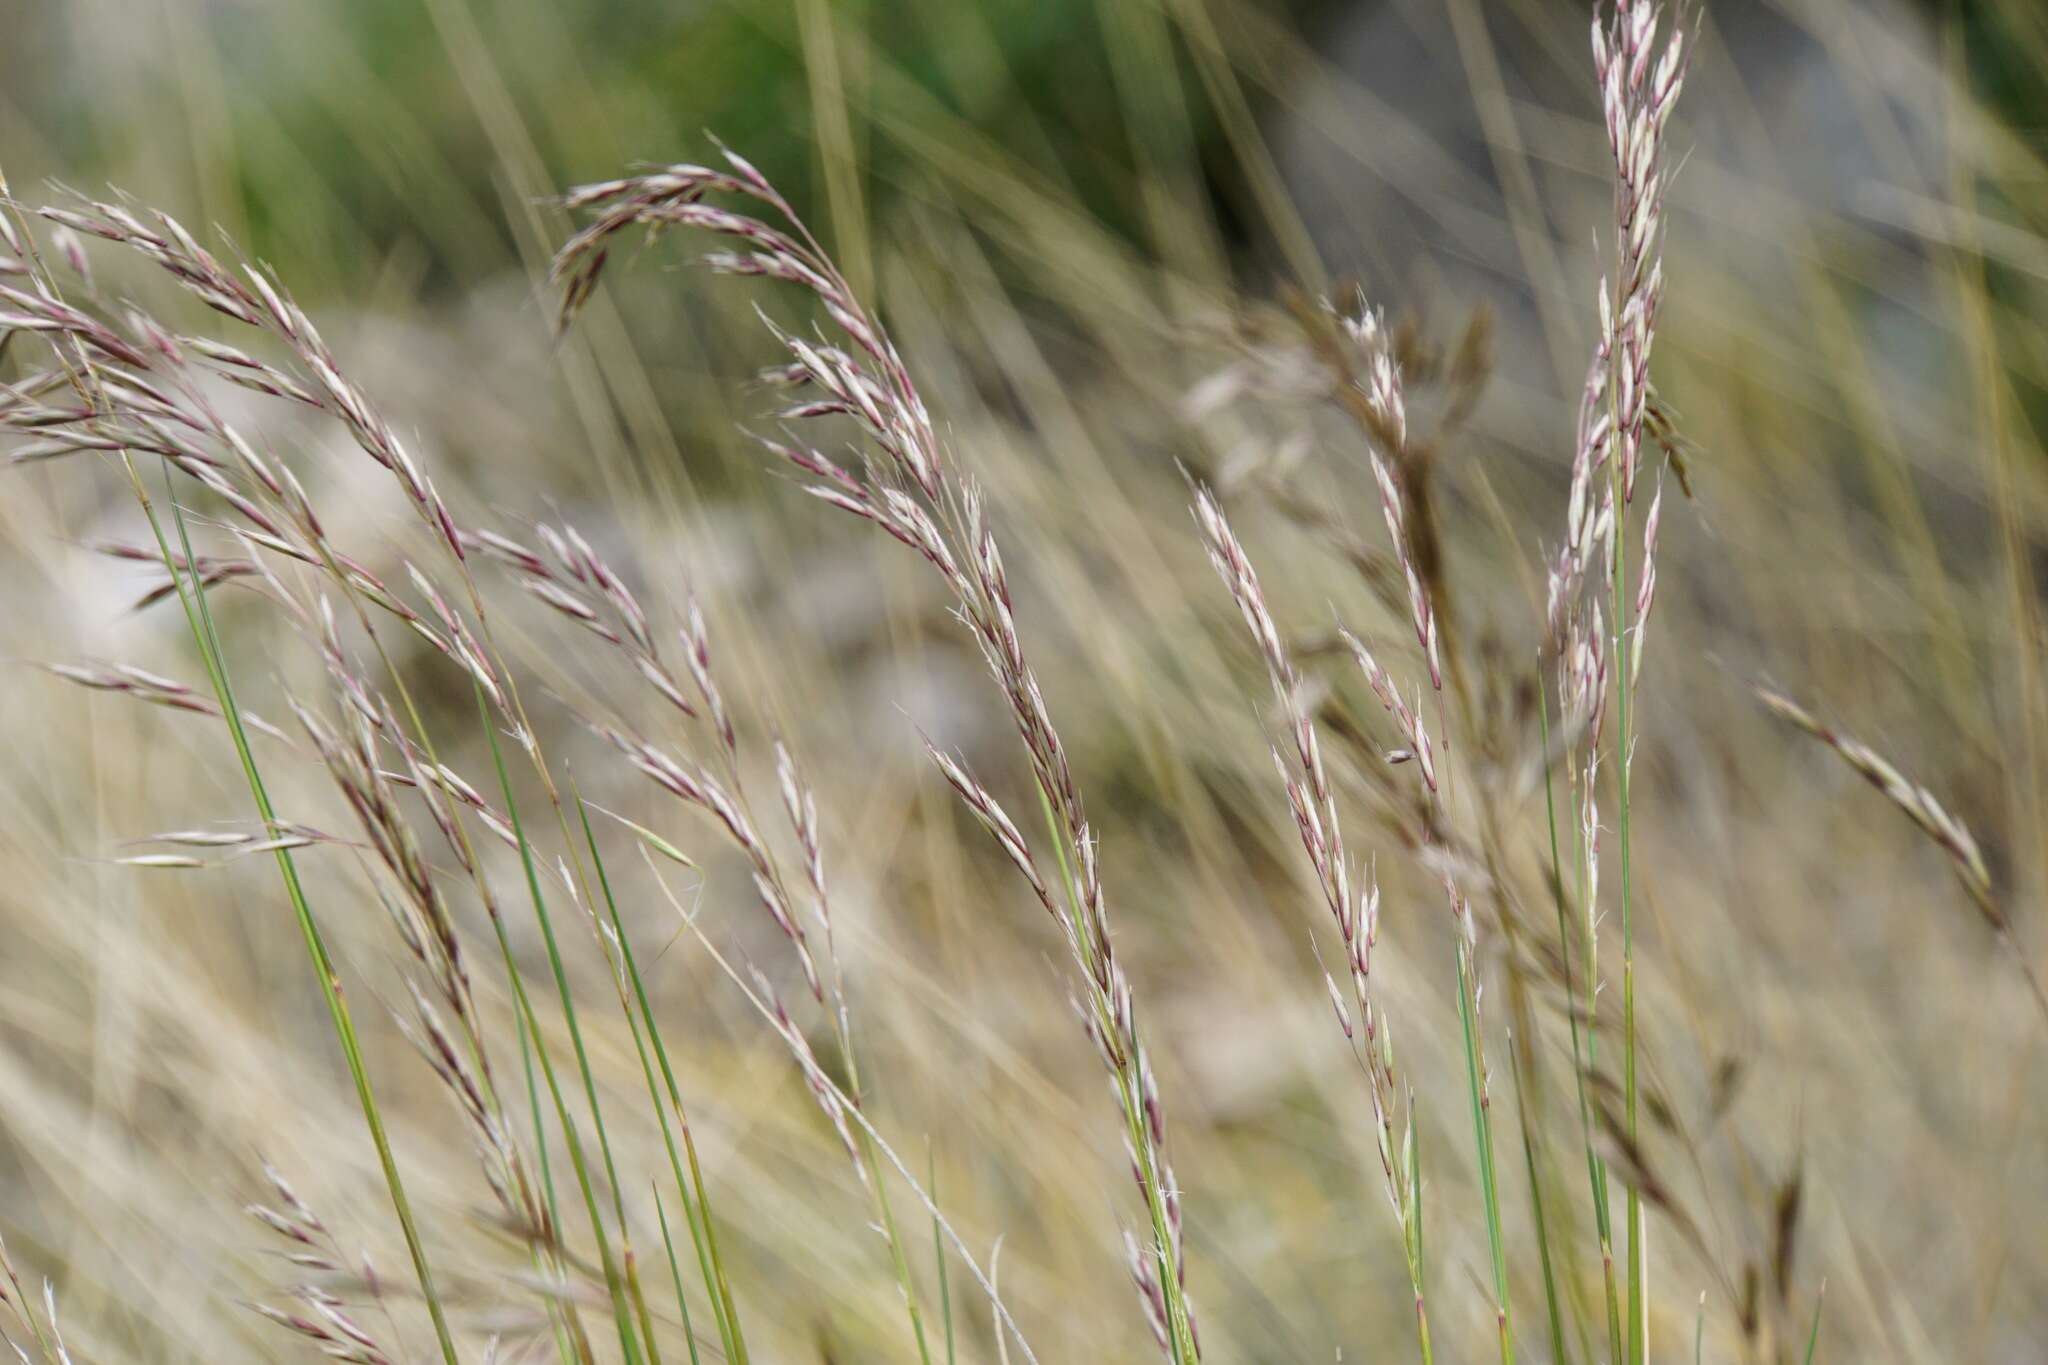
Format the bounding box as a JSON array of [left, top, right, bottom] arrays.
[[575, 791, 749, 1364], [475, 684, 645, 1365], [144, 466, 461, 1365]]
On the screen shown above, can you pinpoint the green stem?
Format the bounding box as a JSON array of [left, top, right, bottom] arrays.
[[1608, 396, 1645, 1365], [1510, 1028, 1568, 1365], [1541, 673, 1621, 1364], [518, 1015, 581, 1365], [1036, 789, 1197, 1364], [656, 1192, 704, 1365], [477, 688, 644, 1365], [1801, 1284, 1826, 1365], [574, 794, 749, 1365], [144, 468, 460, 1364], [1407, 1130, 1433, 1365], [1457, 941, 1514, 1365]]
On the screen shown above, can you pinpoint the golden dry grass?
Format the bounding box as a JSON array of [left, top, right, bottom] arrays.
[[2, 1, 2046, 1361]]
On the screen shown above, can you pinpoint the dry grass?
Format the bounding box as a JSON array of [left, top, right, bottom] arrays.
[[3, 0, 2048, 1362]]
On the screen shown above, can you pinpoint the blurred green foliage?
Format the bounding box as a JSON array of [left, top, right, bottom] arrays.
[[5, 0, 1296, 306]]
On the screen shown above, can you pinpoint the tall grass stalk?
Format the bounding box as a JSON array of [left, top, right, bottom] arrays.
[[553, 157, 1201, 1362], [475, 684, 647, 1365], [1586, 5, 1690, 1356], [82, 299, 461, 1364], [1508, 1028, 1569, 1365], [153, 472, 462, 1365], [0, 167, 476, 1364], [1541, 672, 1623, 1365], [574, 792, 749, 1365], [655, 1192, 703, 1365]]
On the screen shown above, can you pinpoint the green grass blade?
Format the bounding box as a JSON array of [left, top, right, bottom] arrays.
[[626, 1249, 665, 1365], [145, 467, 461, 1365], [475, 685, 644, 1365], [656, 1191, 704, 1365], [518, 1020, 583, 1365], [1803, 1283, 1826, 1365], [1509, 1031, 1568, 1365], [1406, 1119, 1432, 1365], [575, 791, 748, 1364], [1034, 785, 1196, 1365], [1457, 944, 1513, 1365], [1606, 420, 1646, 1365], [1539, 672, 1622, 1365]]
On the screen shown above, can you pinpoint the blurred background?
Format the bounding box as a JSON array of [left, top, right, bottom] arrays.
[[3, 0, 2047, 1360]]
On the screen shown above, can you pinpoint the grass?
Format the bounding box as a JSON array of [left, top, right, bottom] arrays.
[[4, 0, 2048, 1361]]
